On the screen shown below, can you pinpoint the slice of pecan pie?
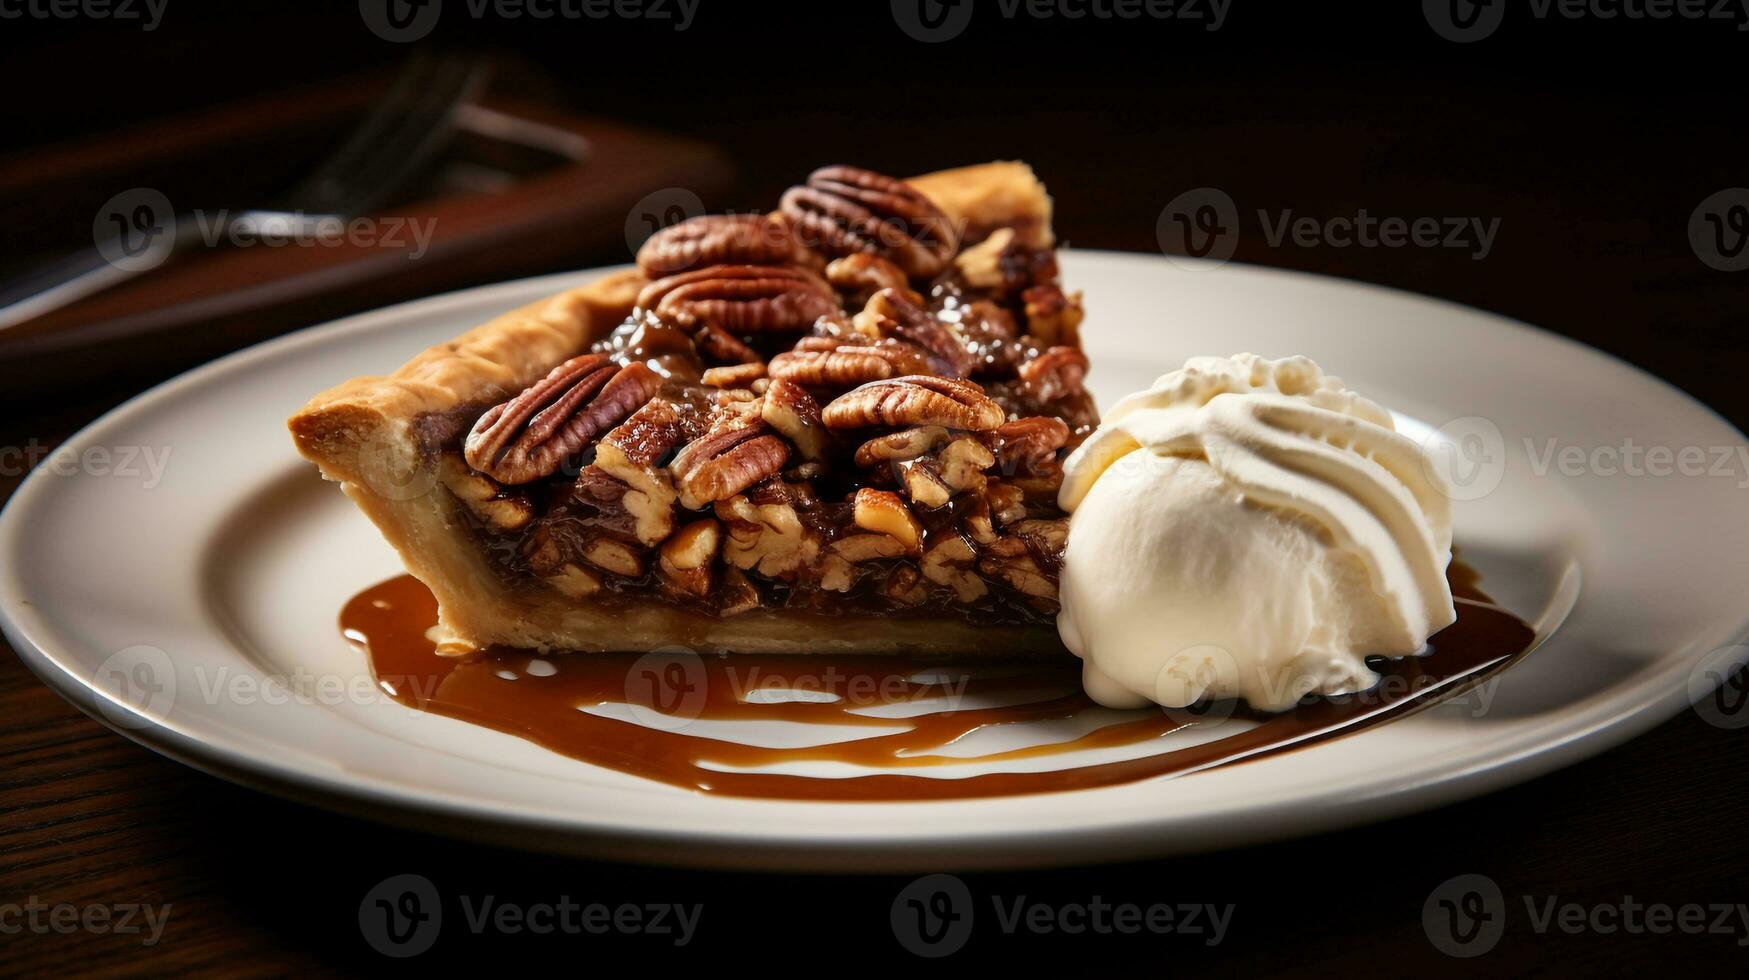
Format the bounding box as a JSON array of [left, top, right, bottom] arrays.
[[290, 162, 1094, 656]]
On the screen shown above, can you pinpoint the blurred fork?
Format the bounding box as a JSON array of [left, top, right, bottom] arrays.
[[0, 53, 489, 333]]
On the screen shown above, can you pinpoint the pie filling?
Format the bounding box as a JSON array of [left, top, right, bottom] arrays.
[[425, 165, 1096, 630]]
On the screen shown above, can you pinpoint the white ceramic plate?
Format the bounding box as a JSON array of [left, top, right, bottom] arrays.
[[5, 252, 1748, 871]]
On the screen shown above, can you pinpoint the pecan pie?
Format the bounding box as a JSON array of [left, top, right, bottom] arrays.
[[289, 162, 1092, 656]]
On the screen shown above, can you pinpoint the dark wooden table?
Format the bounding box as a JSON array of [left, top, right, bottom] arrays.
[[3, 6, 1747, 975]]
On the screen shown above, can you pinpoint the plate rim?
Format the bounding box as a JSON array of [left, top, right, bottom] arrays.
[[5, 250, 1749, 872]]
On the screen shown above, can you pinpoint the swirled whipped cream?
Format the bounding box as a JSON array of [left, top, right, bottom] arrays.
[[1056, 354, 1455, 712]]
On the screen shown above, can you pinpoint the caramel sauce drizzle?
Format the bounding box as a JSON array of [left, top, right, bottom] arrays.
[[341, 566, 1534, 801]]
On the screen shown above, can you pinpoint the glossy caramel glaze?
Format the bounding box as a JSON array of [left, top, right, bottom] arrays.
[[341, 566, 1535, 801]]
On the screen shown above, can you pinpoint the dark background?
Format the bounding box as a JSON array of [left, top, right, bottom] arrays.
[[2, 1, 1747, 974]]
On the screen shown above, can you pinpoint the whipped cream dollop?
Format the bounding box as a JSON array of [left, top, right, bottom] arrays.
[[1056, 354, 1456, 712]]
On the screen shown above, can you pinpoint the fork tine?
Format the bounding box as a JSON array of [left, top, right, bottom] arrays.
[[283, 53, 442, 208], [316, 56, 488, 217]]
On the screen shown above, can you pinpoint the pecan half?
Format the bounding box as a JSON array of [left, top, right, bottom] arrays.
[[767, 340, 932, 389], [920, 532, 986, 603], [522, 527, 603, 598], [1018, 345, 1090, 403], [592, 397, 702, 545], [464, 356, 662, 484], [853, 425, 950, 467], [854, 288, 975, 377], [700, 362, 767, 389], [992, 416, 1070, 475], [658, 518, 721, 597], [669, 415, 792, 510], [979, 554, 1056, 602], [985, 480, 1028, 526], [1022, 285, 1085, 347], [580, 534, 647, 578], [780, 166, 960, 278], [760, 378, 831, 461], [637, 264, 839, 335], [937, 436, 995, 494], [636, 214, 817, 278], [692, 322, 764, 365], [822, 376, 1005, 431], [716, 566, 761, 615], [830, 532, 910, 563], [892, 435, 992, 508], [852, 488, 923, 554], [716, 494, 818, 580], [883, 565, 928, 605], [898, 459, 952, 509], [825, 253, 912, 306], [436, 456, 533, 532], [952, 227, 1017, 290]]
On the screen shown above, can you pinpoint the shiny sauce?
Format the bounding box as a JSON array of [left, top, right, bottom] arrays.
[[341, 566, 1535, 801]]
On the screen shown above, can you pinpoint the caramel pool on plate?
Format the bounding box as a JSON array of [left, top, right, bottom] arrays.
[[340, 566, 1534, 802]]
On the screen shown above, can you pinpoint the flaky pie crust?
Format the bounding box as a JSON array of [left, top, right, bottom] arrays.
[[289, 162, 1065, 656]]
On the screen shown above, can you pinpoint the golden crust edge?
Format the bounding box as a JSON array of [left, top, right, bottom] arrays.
[[288, 269, 647, 485]]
